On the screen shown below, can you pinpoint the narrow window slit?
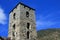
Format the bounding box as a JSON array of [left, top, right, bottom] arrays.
[[13, 24, 15, 29], [26, 11, 29, 17], [27, 23, 30, 29], [27, 31, 29, 39], [13, 13, 16, 19]]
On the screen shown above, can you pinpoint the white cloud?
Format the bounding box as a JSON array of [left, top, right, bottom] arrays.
[[36, 21, 56, 27], [36, 14, 59, 30], [0, 7, 7, 24]]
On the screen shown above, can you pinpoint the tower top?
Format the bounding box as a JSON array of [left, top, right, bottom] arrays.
[[20, 2, 35, 10], [9, 2, 35, 14]]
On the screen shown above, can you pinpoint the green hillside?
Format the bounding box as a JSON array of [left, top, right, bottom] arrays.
[[37, 28, 60, 40]]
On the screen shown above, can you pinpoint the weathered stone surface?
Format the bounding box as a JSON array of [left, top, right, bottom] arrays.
[[8, 3, 37, 40]]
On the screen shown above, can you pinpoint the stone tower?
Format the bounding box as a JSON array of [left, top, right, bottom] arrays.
[[8, 2, 37, 40]]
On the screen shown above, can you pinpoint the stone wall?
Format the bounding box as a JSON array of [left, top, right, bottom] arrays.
[[8, 2, 37, 40]]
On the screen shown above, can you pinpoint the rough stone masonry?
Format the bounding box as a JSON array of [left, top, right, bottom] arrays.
[[8, 2, 37, 40]]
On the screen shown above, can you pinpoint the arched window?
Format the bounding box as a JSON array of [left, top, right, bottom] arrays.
[[26, 11, 29, 17]]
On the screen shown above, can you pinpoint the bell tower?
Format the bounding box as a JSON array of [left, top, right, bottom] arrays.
[[8, 2, 37, 40]]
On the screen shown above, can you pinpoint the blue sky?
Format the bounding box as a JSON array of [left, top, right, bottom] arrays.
[[0, 0, 60, 37]]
